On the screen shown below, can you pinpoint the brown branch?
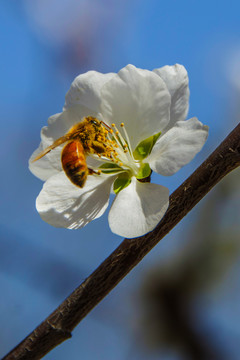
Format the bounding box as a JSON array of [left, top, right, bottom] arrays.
[[3, 123, 240, 360]]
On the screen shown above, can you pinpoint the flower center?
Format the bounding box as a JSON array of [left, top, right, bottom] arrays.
[[108, 122, 141, 174], [88, 117, 159, 193], [93, 121, 141, 177]]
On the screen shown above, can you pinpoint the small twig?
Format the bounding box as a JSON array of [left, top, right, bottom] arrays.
[[3, 123, 240, 360]]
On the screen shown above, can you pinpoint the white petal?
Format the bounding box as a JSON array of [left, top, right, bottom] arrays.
[[36, 172, 114, 229], [41, 112, 70, 147], [108, 177, 169, 238], [64, 70, 115, 112], [30, 112, 75, 179], [154, 64, 189, 131], [100, 64, 171, 150], [147, 117, 209, 176], [29, 142, 60, 181]]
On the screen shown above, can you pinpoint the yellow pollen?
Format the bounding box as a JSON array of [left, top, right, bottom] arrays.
[[119, 162, 123, 167], [120, 123, 124, 127], [115, 131, 119, 135], [109, 129, 113, 134], [97, 154, 101, 158], [111, 123, 115, 127], [124, 149, 128, 153], [97, 170, 101, 175], [123, 144, 127, 148]]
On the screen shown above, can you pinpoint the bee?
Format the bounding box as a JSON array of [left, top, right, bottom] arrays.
[[33, 116, 111, 188]]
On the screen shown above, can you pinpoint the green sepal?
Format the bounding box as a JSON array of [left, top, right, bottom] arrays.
[[99, 163, 123, 174], [136, 163, 151, 179], [133, 132, 161, 160], [113, 173, 131, 194]]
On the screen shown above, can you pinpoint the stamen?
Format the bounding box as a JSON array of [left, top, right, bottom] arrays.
[[86, 118, 139, 176], [108, 125, 125, 154], [111, 124, 127, 149], [110, 124, 134, 166], [88, 154, 114, 164], [96, 167, 125, 174], [121, 123, 133, 156], [88, 166, 123, 175]]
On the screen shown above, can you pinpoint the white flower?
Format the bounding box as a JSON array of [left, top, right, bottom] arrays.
[[29, 64, 208, 238]]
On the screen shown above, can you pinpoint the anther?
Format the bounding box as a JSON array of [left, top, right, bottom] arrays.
[[97, 170, 101, 175], [115, 131, 119, 135], [111, 123, 115, 127], [120, 123, 124, 127]]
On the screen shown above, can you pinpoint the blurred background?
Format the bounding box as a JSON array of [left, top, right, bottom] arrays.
[[0, 1, 240, 359]]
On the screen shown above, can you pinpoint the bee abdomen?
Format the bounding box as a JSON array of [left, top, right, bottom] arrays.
[[61, 141, 87, 188]]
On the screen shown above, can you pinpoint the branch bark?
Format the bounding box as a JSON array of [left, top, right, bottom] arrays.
[[3, 123, 240, 360]]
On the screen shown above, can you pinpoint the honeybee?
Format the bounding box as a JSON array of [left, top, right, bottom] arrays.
[[33, 116, 111, 188]]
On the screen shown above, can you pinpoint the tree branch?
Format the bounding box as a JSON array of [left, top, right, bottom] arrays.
[[3, 123, 240, 360]]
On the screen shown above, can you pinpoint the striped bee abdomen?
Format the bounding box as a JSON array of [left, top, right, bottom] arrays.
[[61, 140, 88, 188]]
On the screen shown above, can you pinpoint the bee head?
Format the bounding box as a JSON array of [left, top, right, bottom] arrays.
[[89, 119, 99, 126]]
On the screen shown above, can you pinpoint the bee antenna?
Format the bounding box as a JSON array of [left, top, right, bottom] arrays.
[[100, 120, 111, 130]]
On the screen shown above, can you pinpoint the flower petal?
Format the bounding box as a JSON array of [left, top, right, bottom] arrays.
[[36, 172, 114, 229], [147, 117, 209, 176], [64, 70, 114, 112], [100, 64, 171, 150], [154, 64, 189, 131], [29, 142, 60, 181], [29, 113, 69, 180], [108, 177, 169, 238]]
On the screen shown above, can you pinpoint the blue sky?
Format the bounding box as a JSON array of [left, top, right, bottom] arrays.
[[1, 1, 240, 359]]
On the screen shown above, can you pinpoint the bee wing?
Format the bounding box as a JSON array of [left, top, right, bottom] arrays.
[[32, 134, 72, 162]]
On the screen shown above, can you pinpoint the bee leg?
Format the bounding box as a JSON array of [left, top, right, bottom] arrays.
[[92, 141, 106, 154], [88, 168, 101, 175]]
